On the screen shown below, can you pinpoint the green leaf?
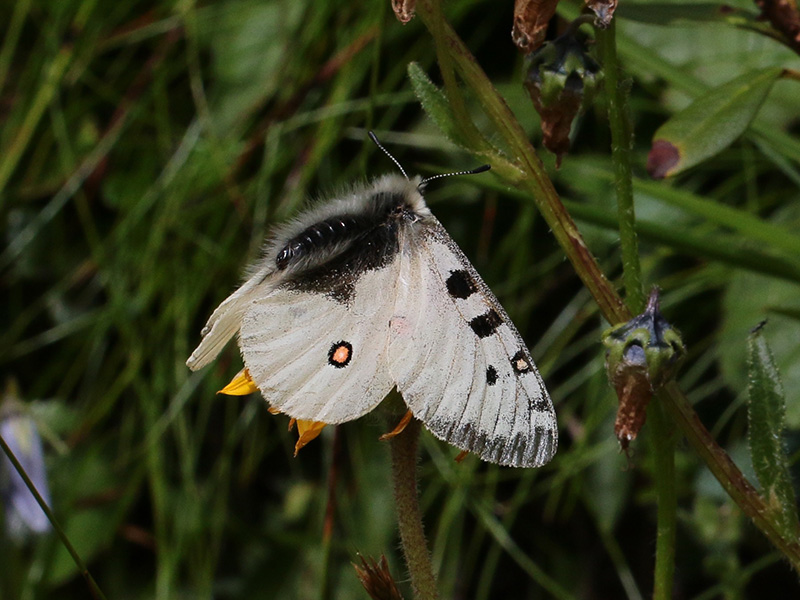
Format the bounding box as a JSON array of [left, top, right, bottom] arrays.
[[767, 305, 800, 322], [746, 323, 800, 540], [407, 62, 464, 146], [618, 3, 759, 26], [647, 67, 783, 178]]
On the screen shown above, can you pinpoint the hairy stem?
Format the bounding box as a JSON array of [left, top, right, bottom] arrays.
[[390, 418, 439, 600], [596, 22, 643, 312], [648, 400, 678, 599]]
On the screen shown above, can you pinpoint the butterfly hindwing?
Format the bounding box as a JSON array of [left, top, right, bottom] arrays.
[[239, 261, 399, 424], [388, 220, 557, 467]]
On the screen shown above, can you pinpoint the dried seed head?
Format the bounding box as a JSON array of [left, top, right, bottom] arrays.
[[353, 553, 405, 600], [512, 0, 560, 54], [392, 0, 416, 24], [585, 0, 618, 28], [524, 31, 600, 166]]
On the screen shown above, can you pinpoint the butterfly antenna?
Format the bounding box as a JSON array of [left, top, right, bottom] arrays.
[[368, 131, 409, 180], [419, 164, 491, 186]]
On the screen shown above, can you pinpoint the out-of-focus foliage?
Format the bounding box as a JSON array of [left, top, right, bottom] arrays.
[[1, 0, 799, 598]]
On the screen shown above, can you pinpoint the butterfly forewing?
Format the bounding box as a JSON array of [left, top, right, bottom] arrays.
[[388, 220, 557, 467], [239, 263, 399, 424], [186, 263, 274, 371]]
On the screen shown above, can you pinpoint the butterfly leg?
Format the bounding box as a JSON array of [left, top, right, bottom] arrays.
[[379, 409, 415, 441]]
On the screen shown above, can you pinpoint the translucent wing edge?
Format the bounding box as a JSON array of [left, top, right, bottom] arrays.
[[187, 265, 273, 370]]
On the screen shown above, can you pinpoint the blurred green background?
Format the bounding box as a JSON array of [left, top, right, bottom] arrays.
[[2, 0, 800, 598]]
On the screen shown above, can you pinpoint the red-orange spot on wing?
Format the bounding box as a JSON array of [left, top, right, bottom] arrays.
[[332, 345, 350, 364], [328, 341, 353, 368]]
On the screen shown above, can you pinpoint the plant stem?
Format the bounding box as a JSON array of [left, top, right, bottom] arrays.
[[647, 400, 677, 600], [390, 418, 439, 600], [425, 1, 491, 154], [598, 20, 676, 599], [0, 433, 108, 600], [319, 426, 342, 600], [596, 21, 643, 312]]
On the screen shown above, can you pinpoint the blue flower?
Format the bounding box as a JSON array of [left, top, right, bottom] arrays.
[[1, 405, 52, 540]]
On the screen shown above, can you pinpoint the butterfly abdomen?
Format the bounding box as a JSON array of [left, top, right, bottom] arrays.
[[276, 216, 369, 270], [274, 190, 421, 271]]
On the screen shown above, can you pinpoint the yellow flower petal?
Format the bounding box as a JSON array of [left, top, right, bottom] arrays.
[[235, 397, 325, 455], [217, 369, 258, 396], [294, 420, 327, 456]]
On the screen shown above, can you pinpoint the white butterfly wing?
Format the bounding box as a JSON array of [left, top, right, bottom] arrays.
[[239, 263, 399, 424], [388, 221, 557, 468], [186, 263, 273, 371]]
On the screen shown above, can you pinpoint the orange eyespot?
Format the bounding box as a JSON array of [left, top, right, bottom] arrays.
[[328, 341, 353, 368], [332, 346, 350, 363]]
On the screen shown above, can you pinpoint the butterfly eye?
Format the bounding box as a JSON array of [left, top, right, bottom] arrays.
[[327, 341, 353, 368]]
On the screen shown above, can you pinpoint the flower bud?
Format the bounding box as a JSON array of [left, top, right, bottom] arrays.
[[602, 289, 685, 448], [524, 31, 600, 166]]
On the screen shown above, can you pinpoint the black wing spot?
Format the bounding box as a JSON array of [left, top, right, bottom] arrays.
[[446, 269, 477, 299], [469, 310, 503, 338], [531, 398, 551, 412], [510, 349, 531, 375], [328, 341, 353, 368], [486, 365, 498, 386]]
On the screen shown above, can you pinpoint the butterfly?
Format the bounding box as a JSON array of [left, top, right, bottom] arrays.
[[187, 133, 557, 468]]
